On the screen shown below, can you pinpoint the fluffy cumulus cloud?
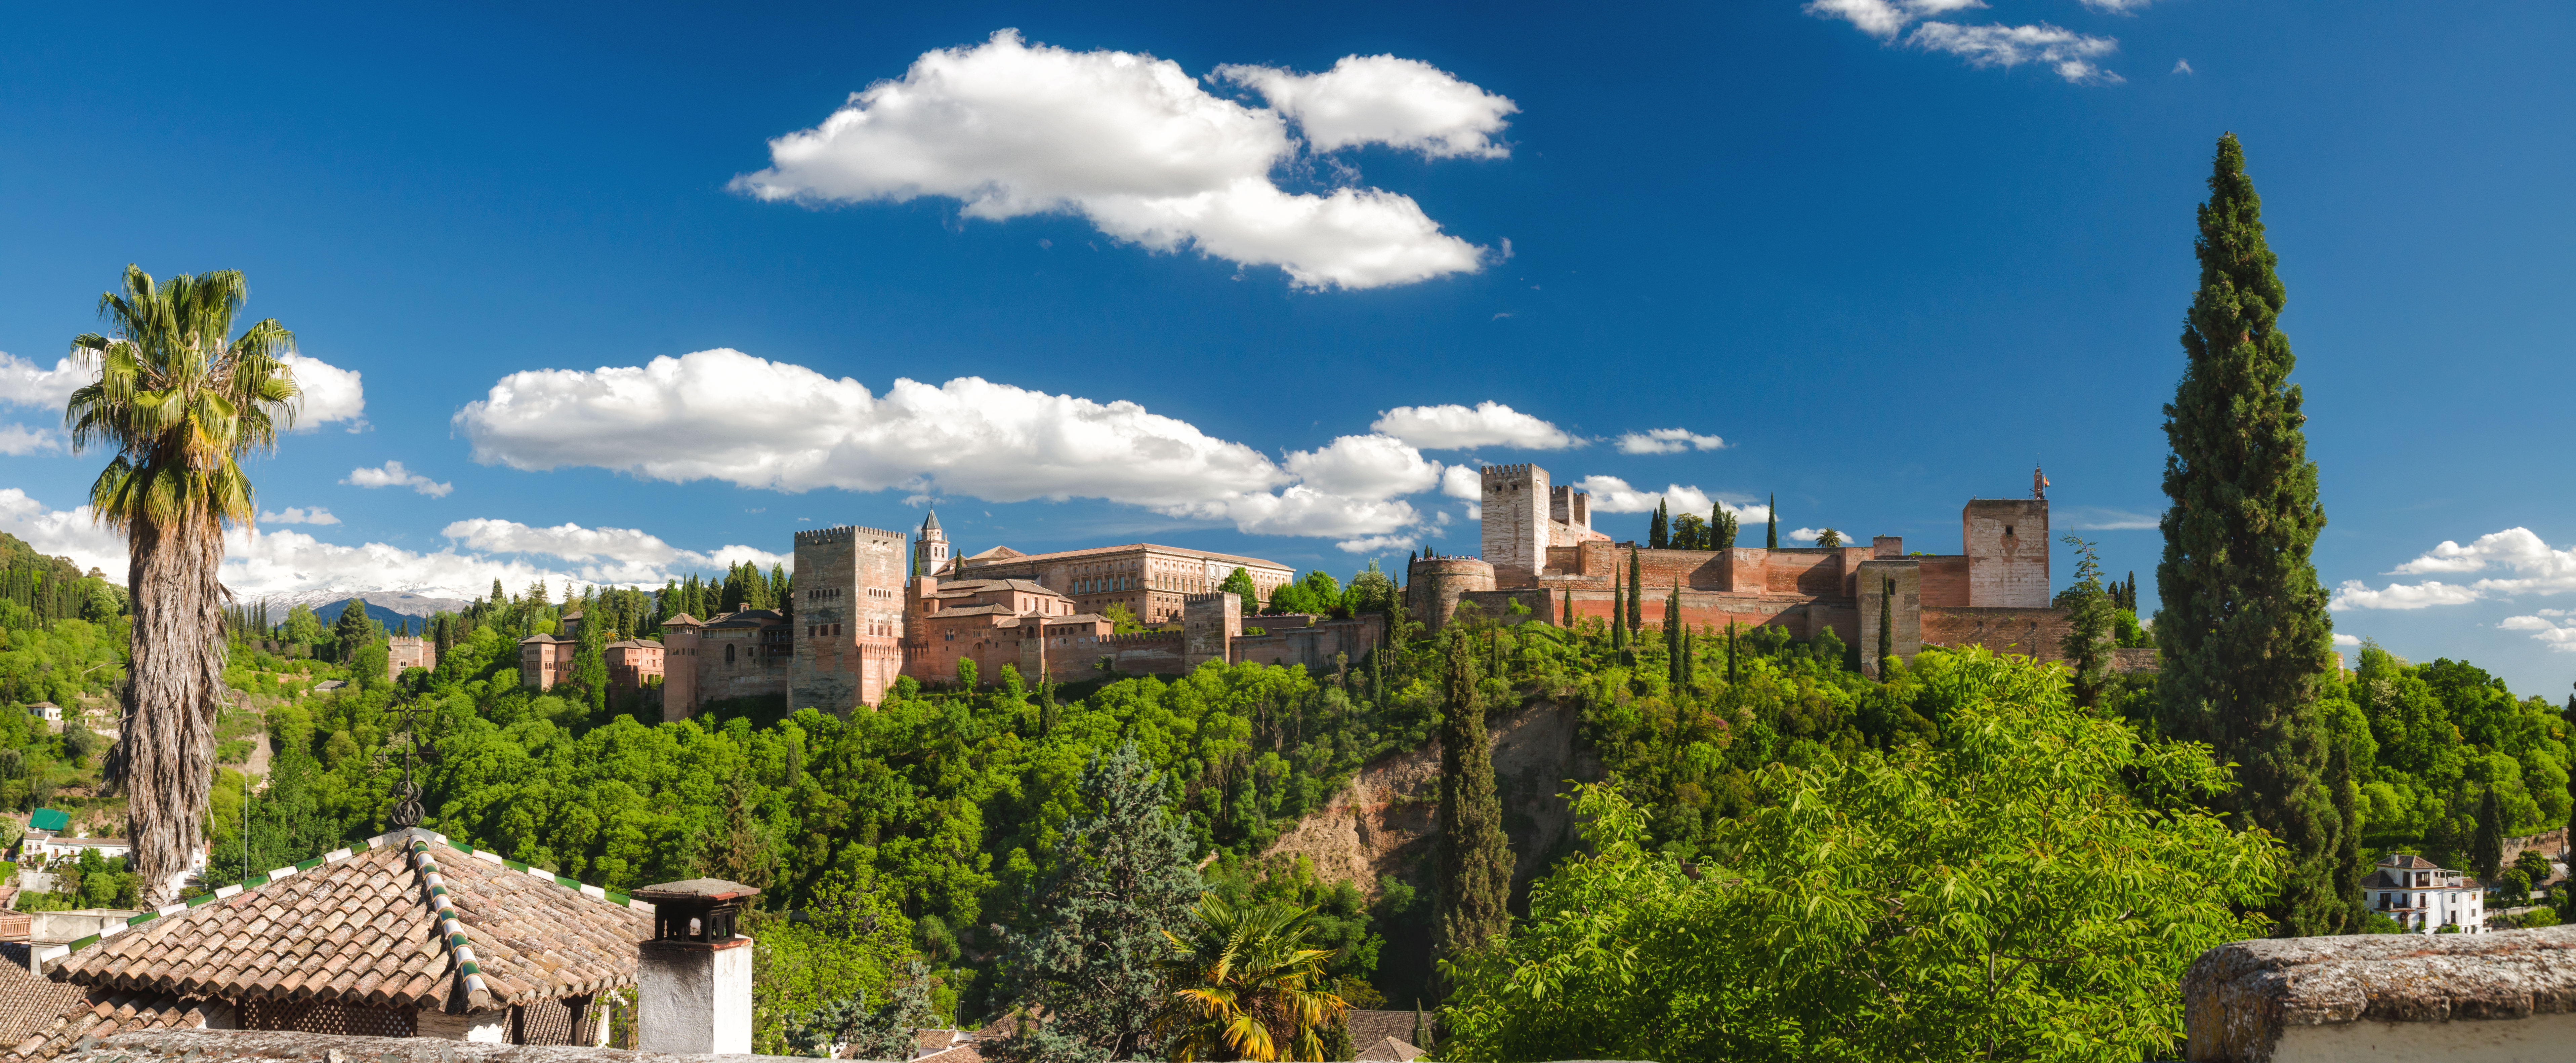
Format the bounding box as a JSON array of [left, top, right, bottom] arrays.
[[1, 350, 366, 430], [0, 352, 89, 407], [0, 423, 63, 456], [1371, 401, 1579, 450], [1440, 465, 1483, 501], [1790, 527, 1851, 545], [1213, 54, 1516, 158], [258, 507, 340, 526], [455, 349, 1436, 543], [281, 353, 367, 431], [1615, 428, 1725, 455], [344, 461, 454, 498], [2332, 632, 2361, 647], [1805, 0, 2124, 84], [1569, 475, 1712, 516], [729, 30, 1501, 290], [2498, 615, 2576, 652], [2334, 527, 2576, 614], [0, 488, 785, 599]]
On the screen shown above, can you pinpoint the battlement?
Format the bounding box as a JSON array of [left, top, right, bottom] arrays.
[[795, 524, 904, 546], [1102, 630, 1184, 645], [1481, 463, 1538, 480]]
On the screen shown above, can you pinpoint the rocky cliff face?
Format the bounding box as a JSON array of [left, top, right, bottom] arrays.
[[1263, 698, 1603, 901]]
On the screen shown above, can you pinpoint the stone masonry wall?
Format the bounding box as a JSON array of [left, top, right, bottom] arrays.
[[789, 525, 908, 713], [1921, 605, 2068, 663], [1856, 560, 1922, 679], [1964, 499, 2050, 607], [1481, 464, 1548, 585]]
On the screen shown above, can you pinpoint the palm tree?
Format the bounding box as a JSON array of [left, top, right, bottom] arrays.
[[66, 265, 299, 905], [1155, 893, 1348, 1062]]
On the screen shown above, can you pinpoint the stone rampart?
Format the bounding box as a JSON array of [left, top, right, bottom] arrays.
[[1921, 605, 2068, 663], [2183, 926, 2576, 1062], [1411, 556, 1496, 633]]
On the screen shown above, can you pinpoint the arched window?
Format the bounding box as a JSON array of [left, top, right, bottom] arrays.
[[724, 643, 736, 665]]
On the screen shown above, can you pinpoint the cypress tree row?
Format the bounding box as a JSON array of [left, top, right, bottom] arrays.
[[2155, 132, 2344, 935], [1649, 499, 1670, 550], [1436, 632, 1513, 977], [1713, 506, 1738, 551], [1765, 494, 1778, 549]]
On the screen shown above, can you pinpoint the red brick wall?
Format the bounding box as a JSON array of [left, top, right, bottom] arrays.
[[1920, 606, 2070, 663], [1763, 550, 1844, 596], [1917, 556, 1970, 608]]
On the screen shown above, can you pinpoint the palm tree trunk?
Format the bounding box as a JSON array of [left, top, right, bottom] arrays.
[[115, 512, 225, 906]]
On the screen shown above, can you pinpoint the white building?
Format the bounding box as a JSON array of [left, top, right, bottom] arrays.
[[2366, 853, 2486, 934]]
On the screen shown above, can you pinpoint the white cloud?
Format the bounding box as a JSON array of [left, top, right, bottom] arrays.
[[1570, 475, 1713, 515], [1334, 534, 1420, 555], [0, 351, 365, 432], [281, 354, 367, 431], [344, 461, 454, 498], [2336, 527, 2576, 611], [728, 30, 1491, 290], [1615, 428, 1725, 455], [2062, 506, 2159, 531], [1909, 23, 2124, 84], [1805, 1, 2123, 85], [258, 507, 341, 526], [0, 353, 87, 408], [1214, 54, 1516, 159], [1440, 464, 1483, 501], [1790, 527, 1850, 545], [1803, 0, 1987, 38], [2082, 0, 2154, 11], [442, 517, 785, 573], [1464, 502, 1483, 521], [0, 488, 787, 599], [0, 423, 63, 456], [2331, 632, 2360, 647], [2172, 58, 2193, 75], [2331, 579, 2482, 611], [2498, 614, 2576, 653], [1283, 434, 1441, 500], [1371, 401, 1579, 450], [455, 348, 1425, 542]]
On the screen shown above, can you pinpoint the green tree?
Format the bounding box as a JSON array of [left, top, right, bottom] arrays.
[[1625, 549, 1643, 636], [1765, 494, 1778, 549], [992, 743, 1202, 1063], [1435, 634, 1512, 979], [1649, 499, 1670, 550], [1609, 568, 1625, 653], [2471, 786, 2505, 883], [2154, 133, 2344, 936], [2057, 536, 2116, 710], [1440, 651, 2280, 1063], [1814, 528, 1842, 549], [330, 601, 374, 663], [1154, 894, 1347, 1061], [1670, 513, 1707, 552], [1712, 506, 1739, 551], [1346, 561, 1399, 616], [1221, 567, 1260, 616], [568, 604, 610, 720], [66, 265, 300, 906]]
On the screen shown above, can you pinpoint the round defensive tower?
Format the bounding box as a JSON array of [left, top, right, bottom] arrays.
[[1408, 556, 1496, 633]]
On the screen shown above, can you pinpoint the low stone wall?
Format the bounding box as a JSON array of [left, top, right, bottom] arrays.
[[50, 1029, 1651, 1063], [2183, 926, 2576, 1062]]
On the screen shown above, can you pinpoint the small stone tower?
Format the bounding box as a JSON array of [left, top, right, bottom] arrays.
[[913, 510, 950, 577]]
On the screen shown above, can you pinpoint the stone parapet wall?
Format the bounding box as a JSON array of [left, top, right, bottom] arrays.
[[2184, 926, 2576, 1062], [1921, 606, 2069, 663]]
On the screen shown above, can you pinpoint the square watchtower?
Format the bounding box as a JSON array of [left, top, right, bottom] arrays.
[[790, 524, 909, 712]]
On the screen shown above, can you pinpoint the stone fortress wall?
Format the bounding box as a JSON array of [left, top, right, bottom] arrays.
[[1421, 464, 2070, 676]]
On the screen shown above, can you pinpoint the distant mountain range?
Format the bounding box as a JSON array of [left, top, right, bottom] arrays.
[[249, 589, 474, 620]]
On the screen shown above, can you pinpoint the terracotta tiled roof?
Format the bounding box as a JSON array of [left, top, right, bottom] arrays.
[[2, 959, 202, 1061], [49, 829, 651, 1015], [1356, 1035, 1425, 1061], [662, 613, 704, 627]]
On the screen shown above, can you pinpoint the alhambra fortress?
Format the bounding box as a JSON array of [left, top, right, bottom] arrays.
[[516, 464, 2073, 717]]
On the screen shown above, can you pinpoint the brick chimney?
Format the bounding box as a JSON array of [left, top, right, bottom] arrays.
[[630, 878, 760, 1054]]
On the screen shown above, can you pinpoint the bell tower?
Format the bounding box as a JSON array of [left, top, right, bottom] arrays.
[[914, 510, 950, 577]]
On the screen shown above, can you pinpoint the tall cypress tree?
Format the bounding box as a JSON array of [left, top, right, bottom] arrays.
[[1649, 499, 1670, 550], [1713, 506, 1738, 551], [1765, 494, 1778, 549], [1625, 549, 1643, 634], [1609, 569, 1625, 651], [1436, 633, 1512, 975], [1561, 591, 1574, 629], [1664, 582, 1685, 687], [2328, 737, 2364, 932], [2471, 787, 2506, 883], [2155, 133, 2342, 936]]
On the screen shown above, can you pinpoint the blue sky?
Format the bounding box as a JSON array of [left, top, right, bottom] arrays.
[[2, 1, 2571, 694]]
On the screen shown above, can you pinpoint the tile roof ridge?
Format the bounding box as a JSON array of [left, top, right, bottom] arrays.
[[403, 834, 499, 1014]]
